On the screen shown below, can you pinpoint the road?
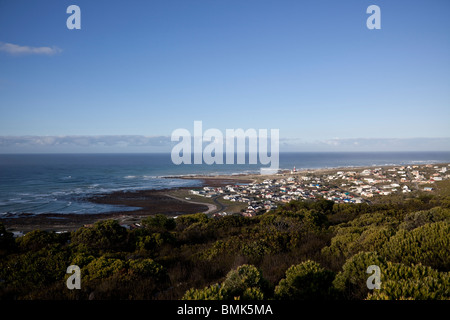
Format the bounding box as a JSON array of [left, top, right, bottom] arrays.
[[211, 195, 226, 214], [163, 193, 222, 214]]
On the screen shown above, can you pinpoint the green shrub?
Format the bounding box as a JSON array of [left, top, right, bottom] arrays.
[[183, 283, 225, 300], [368, 262, 450, 300], [128, 258, 165, 279], [333, 252, 387, 300], [0, 245, 69, 292], [321, 231, 361, 260], [16, 230, 59, 252], [183, 264, 267, 300], [399, 207, 450, 231], [71, 220, 128, 253], [176, 213, 209, 229], [84, 256, 126, 280], [141, 214, 176, 231], [358, 226, 396, 253], [274, 260, 335, 300], [382, 221, 450, 271], [222, 264, 266, 297]]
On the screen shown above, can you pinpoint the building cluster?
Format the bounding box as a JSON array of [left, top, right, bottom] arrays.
[[189, 163, 450, 218], [339, 164, 450, 197]]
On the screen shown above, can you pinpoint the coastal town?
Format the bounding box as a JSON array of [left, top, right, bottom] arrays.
[[3, 163, 450, 236], [187, 163, 450, 218]]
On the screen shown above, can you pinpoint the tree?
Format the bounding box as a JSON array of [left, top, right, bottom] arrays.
[[311, 199, 335, 214], [303, 210, 328, 229], [222, 264, 267, 299], [399, 207, 450, 231], [128, 258, 165, 280], [183, 283, 226, 300], [333, 252, 387, 300], [367, 262, 450, 300], [71, 219, 129, 253], [0, 245, 69, 297], [183, 264, 267, 300], [84, 255, 126, 281], [141, 214, 176, 231], [274, 260, 335, 300], [16, 229, 59, 252], [176, 213, 209, 230], [382, 221, 450, 271]]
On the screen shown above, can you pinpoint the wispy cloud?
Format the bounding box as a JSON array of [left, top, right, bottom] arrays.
[[0, 136, 449, 153], [280, 137, 450, 152], [0, 135, 171, 148], [0, 41, 62, 56]]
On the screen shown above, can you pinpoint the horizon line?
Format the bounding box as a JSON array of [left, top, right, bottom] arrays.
[[1, 150, 450, 155]]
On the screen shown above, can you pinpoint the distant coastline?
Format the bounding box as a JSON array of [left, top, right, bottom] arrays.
[[2, 160, 449, 234]]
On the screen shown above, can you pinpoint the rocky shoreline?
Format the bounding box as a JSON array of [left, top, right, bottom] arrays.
[[0, 176, 253, 233]]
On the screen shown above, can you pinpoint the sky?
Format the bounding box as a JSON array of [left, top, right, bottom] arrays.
[[0, 0, 449, 152]]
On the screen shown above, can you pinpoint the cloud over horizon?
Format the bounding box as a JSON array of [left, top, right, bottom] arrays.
[[0, 135, 172, 152], [280, 137, 450, 152], [0, 135, 450, 153], [0, 41, 62, 56]]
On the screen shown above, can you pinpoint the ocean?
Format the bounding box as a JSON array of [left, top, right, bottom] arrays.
[[1, 152, 449, 215]]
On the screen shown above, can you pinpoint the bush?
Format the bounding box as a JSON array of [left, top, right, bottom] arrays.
[[0, 245, 69, 295], [399, 207, 450, 231], [183, 283, 226, 300], [16, 230, 59, 252], [222, 264, 266, 298], [71, 219, 129, 253], [357, 226, 396, 253], [382, 221, 450, 271], [84, 256, 127, 281], [176, 213, 209, 230], [321, 211, 398, 262], [274, 260, 335, 300], [335, 249, 448, 300], [333, 252, 387, 300], [135, 232, 165, 251], [368, 262, 450, 300], [128, 258, 165, 279], [70, 251, 95, 268], [321, 231, 362, 260], [141, 214, 176, 231], [183, 264, 267, 300]]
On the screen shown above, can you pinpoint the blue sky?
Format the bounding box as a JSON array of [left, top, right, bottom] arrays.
[[0, 0, 449, 152]]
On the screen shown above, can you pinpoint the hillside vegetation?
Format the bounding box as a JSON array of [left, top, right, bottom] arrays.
[[1, 181, 449, 300]]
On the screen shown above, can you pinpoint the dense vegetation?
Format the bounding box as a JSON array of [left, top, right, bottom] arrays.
[[1, 181, 449, 300]]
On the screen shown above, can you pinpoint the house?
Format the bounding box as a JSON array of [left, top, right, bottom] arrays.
[[12, 231, 24, 238]]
